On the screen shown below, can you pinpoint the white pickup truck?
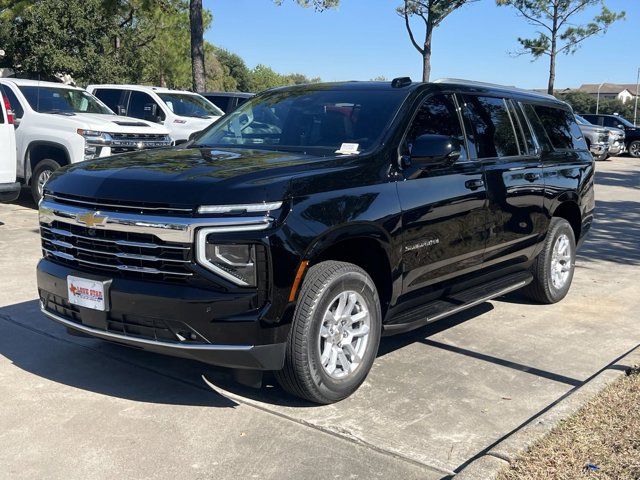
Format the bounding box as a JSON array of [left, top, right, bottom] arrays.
[[87, 84, 223, 143], [0, 78, 172, 203], [0, 88, 19, 202]]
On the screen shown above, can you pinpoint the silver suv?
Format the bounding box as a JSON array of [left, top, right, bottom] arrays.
[[575, 115, 609, 161]]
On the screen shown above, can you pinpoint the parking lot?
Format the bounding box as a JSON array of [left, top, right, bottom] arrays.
[[0, 157, 639, 479]]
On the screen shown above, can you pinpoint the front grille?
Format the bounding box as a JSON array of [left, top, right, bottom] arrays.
[[110, 133, 169, 141], [43, 193, 194, 215], [41, 220, 194, 283], [41, 293, 207, 344]]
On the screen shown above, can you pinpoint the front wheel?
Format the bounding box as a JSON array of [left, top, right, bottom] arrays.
[[523, 218, 576, 304], [275, 261, 381, 404], [628, 141, 640, 158], [31, 159, 60, 204]]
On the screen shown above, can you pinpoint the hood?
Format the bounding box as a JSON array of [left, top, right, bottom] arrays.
[[51, 113, 170, 135], [45, 147, 347, 208]]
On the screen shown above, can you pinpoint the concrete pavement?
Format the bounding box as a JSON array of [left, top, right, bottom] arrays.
[[0, 157, 638, 479]]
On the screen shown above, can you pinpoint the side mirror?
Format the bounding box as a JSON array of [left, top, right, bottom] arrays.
[[408, 134, 462, 168], [144, 103, 161, 123], [117, 105, 127, 116], [618, 124, 625, 129]]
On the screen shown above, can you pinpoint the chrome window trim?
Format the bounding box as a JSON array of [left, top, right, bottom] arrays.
[[39, 199, 273, 243]]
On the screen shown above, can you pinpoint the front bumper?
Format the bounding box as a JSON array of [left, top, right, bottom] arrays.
[[589, 143, 609, 156], [0, 182, 20, 202], [37, 259, 286, 370]]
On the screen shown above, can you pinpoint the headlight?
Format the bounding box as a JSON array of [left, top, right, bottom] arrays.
[[77, 129, 110, 160], [197, 237, 257, 287]]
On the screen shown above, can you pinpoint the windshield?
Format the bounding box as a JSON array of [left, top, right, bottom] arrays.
[[157, 93, 223, 118], [575, 115, 590, 125], [194, 88, 406, 154], [19, 86, 113, 114], [614, 116, 636, 128]]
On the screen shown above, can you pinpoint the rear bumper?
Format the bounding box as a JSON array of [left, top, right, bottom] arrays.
[[37, 259, 287, 370], [0, 182, 20, 202]]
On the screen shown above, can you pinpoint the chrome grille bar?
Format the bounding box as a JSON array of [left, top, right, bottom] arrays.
[[42, 238, 191, 264], [39, 199, 272, 243], [41, 226, 190, 250], [43, 249, 193, 277]]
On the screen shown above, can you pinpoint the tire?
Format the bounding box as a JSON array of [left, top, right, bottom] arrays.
[[275, 261, 382, 404], [523, 218, 576, 304], [628, 140, 640, 158], [30, 159, 60, 204]]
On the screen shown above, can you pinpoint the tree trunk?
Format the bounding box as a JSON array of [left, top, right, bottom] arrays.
[[189, 0, 205, 92], [422, 23, 433, 82], [547, 51, 556, 95], [547, 4, 558, 95]]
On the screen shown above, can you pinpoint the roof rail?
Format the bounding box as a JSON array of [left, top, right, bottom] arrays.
[[433, 78, 557, 100]]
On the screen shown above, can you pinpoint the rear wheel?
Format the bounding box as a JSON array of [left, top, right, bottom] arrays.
[[523, 218, 576, 304], [629, 141, 640, 158], [31, 159, 60, 204], [275, 261, 381, 404]]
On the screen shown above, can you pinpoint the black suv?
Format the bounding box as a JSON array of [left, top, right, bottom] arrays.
[[37, 78, 594, 404], [581, 113, 640, 158]]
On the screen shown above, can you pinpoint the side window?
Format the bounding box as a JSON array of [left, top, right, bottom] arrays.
[[602, 116, 618, 128], [0, 85, 24, 118], [508, 99, 536, 154], [128, 91, 165, 121], [0, 93, 4, 123], [532, 105, 579, 150], [406, 94, 468, 161], [461, 95, 520, 158], [94, 89, 123, 113], [209, 96, 228, 112]]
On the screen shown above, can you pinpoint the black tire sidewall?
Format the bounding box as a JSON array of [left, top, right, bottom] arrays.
[[543, 220, 576, 302], [299, 268, 381, 403], [31, 159, 60, 203]]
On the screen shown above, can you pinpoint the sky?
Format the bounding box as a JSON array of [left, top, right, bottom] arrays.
[[204, 0, 638, 90]]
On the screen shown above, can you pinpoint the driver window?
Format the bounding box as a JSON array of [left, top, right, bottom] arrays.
[[407, 94, 468, 161]]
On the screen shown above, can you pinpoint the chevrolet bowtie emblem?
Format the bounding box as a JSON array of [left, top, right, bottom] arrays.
[[76, 212, 108, 228]]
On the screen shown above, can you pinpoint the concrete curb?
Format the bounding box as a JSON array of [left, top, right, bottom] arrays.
[[455, 346, 640, 479]]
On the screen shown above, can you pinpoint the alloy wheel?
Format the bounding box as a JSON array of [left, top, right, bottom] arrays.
[[318, 290, 371, 379], [550, 233, 572, 289]]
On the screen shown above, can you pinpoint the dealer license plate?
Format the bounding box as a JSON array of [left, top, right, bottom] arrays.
[[67, 276, 108, 311]]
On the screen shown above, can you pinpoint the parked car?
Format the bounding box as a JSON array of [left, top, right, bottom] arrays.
[[201, 91, 254, 114], [88, 85, 224, 143], [0, 79, 172, 203], [574, 114, 610, 160], [581, 113, 640, 158], [605, 127, 626, 157], [0, 88, 19, 202], [37, 78, 594, 404]]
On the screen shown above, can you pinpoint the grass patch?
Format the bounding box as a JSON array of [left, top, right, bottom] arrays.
[[498, 368, 640, 480]]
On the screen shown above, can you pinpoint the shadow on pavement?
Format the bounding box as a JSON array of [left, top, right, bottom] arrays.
[[578, 199, 640, 265], [594, 168, 640, 190], [0, 300, 239, 408]]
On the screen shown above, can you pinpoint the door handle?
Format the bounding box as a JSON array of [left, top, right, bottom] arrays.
[[464, 179, 484, 190], [524, 172, 540, 182]]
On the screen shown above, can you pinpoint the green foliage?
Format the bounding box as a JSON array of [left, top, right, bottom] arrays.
[[560, 91, 636, 118], [274, 0, 339, 11], [496, 0, 625, 59], [212, 48, 252, 92], [5, 0, 138, 83]]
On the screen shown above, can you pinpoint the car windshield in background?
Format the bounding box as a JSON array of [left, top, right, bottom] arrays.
[[575, 115, 591, 125], [194, 88, 406, 154], [19, 86, 112, 115], [615, 116, 637, 128], [158, 93, 223, 118]]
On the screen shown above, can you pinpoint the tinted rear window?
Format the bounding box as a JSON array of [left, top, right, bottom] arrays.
[[533, 105, 581, 150], [461, 95, 520, 158]]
